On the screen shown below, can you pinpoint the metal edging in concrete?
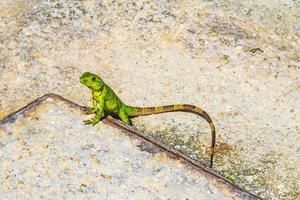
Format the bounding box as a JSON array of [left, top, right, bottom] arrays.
[[0, 93, 261, 200]]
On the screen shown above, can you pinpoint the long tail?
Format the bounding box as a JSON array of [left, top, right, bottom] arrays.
[[129, 104, 216, 168]]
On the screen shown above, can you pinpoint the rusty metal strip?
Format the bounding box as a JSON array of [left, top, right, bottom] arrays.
[[0, 93, 261, 199]]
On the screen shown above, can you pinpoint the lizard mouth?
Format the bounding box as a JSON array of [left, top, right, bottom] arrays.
[[79, 76, 89, 85], [80, 81, 99, 90]]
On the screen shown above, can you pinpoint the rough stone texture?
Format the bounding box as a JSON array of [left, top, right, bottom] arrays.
[[0, 0, 299, 199]]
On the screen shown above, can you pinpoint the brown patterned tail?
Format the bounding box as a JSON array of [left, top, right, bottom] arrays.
[[130, 104, 216, 168]]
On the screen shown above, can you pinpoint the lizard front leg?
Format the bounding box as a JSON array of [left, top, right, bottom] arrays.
[[84, 95, 105, 126], [86, 99, 97, 114]]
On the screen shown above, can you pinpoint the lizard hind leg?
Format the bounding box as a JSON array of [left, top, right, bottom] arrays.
[[119, 109, 132, 126]]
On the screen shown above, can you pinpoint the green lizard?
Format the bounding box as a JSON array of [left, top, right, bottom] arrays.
[[80, 72, 216, 168]]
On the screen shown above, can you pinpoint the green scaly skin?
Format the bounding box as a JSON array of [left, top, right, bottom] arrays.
[[80, 72, 216, 168], [80, 72, 136, 125]]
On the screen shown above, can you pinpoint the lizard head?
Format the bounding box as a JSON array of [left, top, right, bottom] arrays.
[[80, 72, 104, 91]]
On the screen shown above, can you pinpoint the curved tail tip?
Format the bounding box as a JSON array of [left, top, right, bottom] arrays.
[[207, 147, 214, 168], [210, 158, 213, 168]]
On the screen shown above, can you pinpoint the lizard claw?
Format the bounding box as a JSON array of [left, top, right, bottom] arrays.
[[83, 119, 95, 125], [83, 119, 92, 125], [83, 118, 100, 126], [85, 108, 97, 115]]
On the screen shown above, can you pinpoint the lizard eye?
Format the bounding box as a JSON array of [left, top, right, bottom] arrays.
[[92, 77, 96, 81]]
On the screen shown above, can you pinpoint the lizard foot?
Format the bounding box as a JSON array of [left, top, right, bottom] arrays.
[[83, 117, 100, 126], [124, 120, 132, 126], [85, 108, 97, 115]]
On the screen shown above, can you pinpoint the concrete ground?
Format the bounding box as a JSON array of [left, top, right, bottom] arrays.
[[0, 94, 258, 199], [0, 0, 299, 199]]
